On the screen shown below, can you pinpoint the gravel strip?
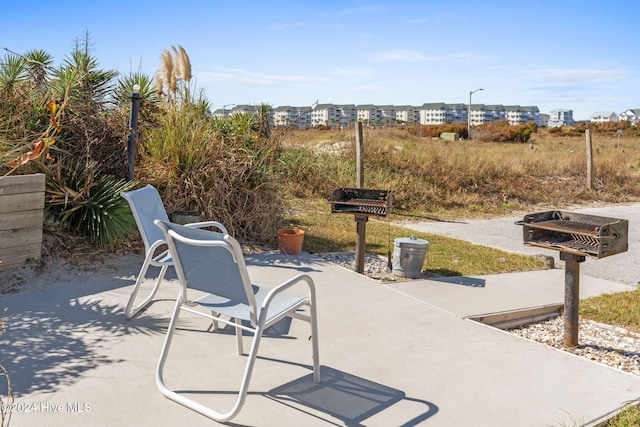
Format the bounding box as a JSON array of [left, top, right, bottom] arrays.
[[508, 317, 640, 376], [317, 251, 640, 377]]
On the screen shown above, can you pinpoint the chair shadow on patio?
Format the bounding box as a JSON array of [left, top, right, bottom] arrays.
[[266, 365, 439, 426], [1, 296, 168, 396]]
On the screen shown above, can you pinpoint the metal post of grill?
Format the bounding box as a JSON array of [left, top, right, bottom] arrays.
[[560, 252, 585, 347], [355, 214, 368, 274], [520, 210, 628, 348]]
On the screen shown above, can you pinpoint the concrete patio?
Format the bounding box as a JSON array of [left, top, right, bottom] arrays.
[[1, 251, 639, 426]]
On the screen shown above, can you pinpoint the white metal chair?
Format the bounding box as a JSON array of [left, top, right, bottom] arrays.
[[154, 220, 320, 422], [121, 185, 228, 319]]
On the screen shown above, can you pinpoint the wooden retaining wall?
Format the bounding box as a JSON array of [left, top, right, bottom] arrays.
[[0, 174, 45, 272]]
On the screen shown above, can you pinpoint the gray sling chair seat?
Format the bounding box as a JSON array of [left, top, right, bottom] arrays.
[[154, 220, 320, 422], [121, 185, 228, 319]]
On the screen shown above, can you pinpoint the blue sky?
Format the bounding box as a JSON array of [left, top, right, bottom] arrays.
[[2, 0, 638, 120]]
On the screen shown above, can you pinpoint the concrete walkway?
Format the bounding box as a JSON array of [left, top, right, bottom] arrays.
[[1, 250, 638, 426]]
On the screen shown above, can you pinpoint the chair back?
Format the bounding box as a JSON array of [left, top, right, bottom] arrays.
[[122, 185, 170, 254], [155, 220, 256, 310]]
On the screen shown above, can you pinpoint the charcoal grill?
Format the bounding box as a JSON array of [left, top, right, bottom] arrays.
[[329, 188, 393, 274], [329, 188, 393, 217], [522, 210, 628, 259], [520, 210, 628, 347]]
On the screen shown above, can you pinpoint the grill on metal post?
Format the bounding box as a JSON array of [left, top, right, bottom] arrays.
[[329, 188, 393, 273], [521, 210, 628, 347]]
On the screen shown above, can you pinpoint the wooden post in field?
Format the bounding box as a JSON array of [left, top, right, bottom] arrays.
[[586, 128, 593, 190], [355, 121, 367, 274], [356, 121, 364, 188]]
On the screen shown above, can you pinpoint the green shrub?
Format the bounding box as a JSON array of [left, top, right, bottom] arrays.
[[44, 162, 137, 249]]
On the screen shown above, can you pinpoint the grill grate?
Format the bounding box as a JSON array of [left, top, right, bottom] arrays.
[[522, 210, 628, 259], [527, 234, 600, 254], [329, 188, 393, 217]]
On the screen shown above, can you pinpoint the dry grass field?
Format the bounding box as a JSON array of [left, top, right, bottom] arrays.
[[280, 126, 640, 220]]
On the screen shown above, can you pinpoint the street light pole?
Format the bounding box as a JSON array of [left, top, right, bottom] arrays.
[[468, 88, 483, 140]]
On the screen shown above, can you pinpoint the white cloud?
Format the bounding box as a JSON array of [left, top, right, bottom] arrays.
[[535, 68, 627, 83], [329, 66, 371, 77], [369, 49, 494, 63]]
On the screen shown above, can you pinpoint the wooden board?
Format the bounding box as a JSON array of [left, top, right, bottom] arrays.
[[0, 174, 45, 272], [0, 174, 45, 195]]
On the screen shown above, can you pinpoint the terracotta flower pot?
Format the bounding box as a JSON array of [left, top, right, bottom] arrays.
[[278, 228, 305, 255]]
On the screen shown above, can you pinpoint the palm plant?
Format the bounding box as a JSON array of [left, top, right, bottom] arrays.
[[114, 71, 160, 106], [0, 52, 26, 98], [44, 161, 136, 249], [49, 51, 116, 113], [22, 49, 53, 92]]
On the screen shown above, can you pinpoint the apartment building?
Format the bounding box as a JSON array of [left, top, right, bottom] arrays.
[[484, 105, 506, 122], [311, 103, 338, 128], [548, 109, 575, 128], [395, 106, 420, 124], [504, 106, 541, 126], [214, 102, 545, 128], [273, 106, 312, 129], [335, 104, 357, 128], [356, 104, 379, 124], [419, 103, 456, 124], [378, 105, 396, 125], [469, 104, 504, 125]]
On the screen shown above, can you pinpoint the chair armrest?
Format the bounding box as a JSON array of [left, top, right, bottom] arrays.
[[184, 221, 229, 235], [259, 274, 316, 315], [148, 239, 170, 262]]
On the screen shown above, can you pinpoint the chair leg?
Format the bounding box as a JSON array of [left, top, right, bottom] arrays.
[[210, 311, 219, 331], [309, 301, 321, 383], [235, 318, 244, 355], [125, 261, 168, 320], [156, 298, 264, 423]]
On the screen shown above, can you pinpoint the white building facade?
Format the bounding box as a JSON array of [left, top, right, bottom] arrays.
[[619, 109, 640, 125], [591, 112, 620, 123], [548, 109, 575, 128]]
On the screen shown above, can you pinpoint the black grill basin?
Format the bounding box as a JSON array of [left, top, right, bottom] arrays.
[[522, 210, 628, 259], [329, 188, 393, 217]]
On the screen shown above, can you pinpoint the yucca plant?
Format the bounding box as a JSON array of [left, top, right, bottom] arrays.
[[44, 161, 137, 249]]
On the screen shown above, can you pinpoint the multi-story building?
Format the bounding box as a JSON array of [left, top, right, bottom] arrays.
[[504, 106, 541, 126], [485, 105, 506, 122], [273, 106, 312, 129], [467, 104, 508, 125], [335, 104, 357, 128], [356, 104, 380, 125], [378, 105, 396, 126], [311, 104, 338, 128], [220, 102, 553, 128], [548, 109, 575, 128], [419, 103, 451, 124], [395, 106, 420, 124]]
